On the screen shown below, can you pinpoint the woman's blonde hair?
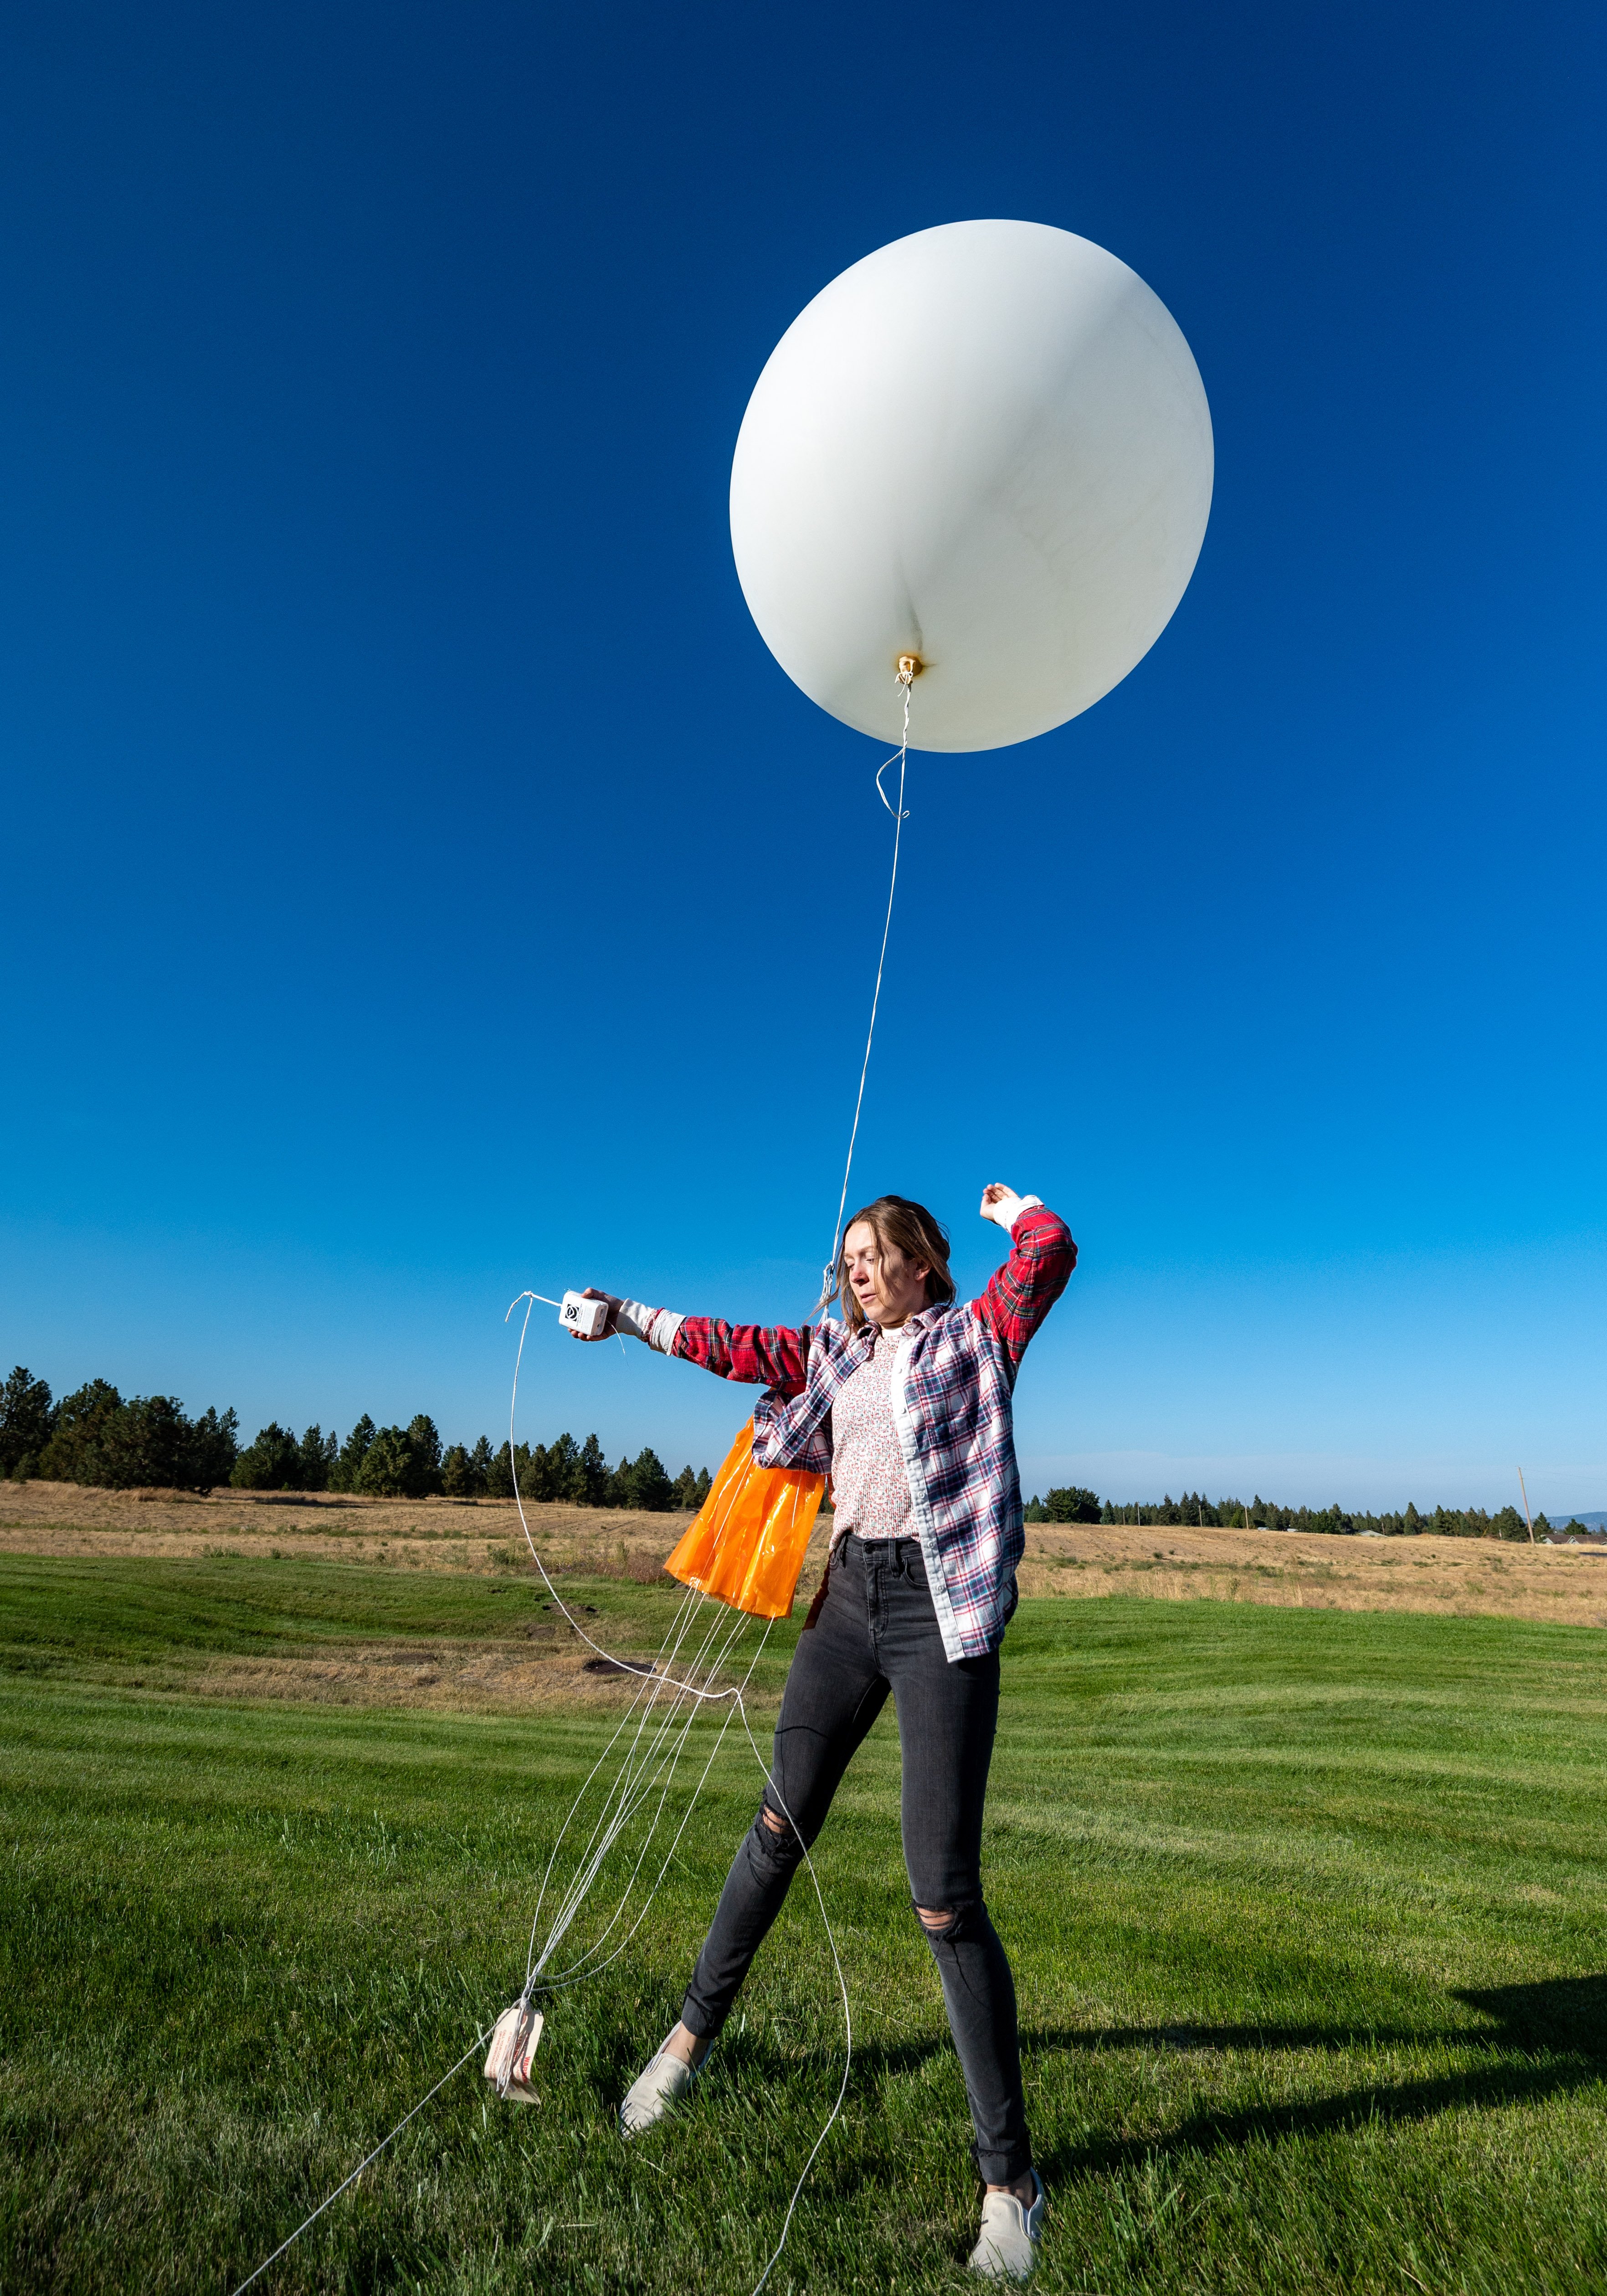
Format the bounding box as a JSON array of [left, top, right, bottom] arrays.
[[835, 1196, 956, 1330]]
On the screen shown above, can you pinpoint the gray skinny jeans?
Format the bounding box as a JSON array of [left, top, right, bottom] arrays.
[[680, 1532, 1031, 2184]]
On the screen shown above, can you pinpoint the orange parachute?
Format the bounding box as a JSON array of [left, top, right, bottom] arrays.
[[664, 1419, 825, 1618]]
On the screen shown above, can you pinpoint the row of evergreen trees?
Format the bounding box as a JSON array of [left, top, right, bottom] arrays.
[[7, 1366, 1575, 1540], [1024, 1485, 1573, 1541], [233, 1414, 712, 1513], [0, 1370, 239, 1491], [0, 1366, 712, 1514]]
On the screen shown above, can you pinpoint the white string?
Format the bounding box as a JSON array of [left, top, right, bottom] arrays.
[[503, 1292, 757, 1702], [227, 2034, 488, 2296], [812, 673, 914, 1320], [233, 1315, 848, 2296], [529, 1612, 772, 1994], [519, 1582, 715, 1962], [231, 674, 921, 2291], [500, 1312, 851, 2293], [523, 1602, 750, 1983]]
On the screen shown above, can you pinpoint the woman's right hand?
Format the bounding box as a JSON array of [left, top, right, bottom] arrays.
[[569, 1286, 623, 1340]]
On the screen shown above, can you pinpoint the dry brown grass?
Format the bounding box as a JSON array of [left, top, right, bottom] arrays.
[[1018, 1518, 1607, 1628], [4, 1480, 1604, 1631], [0, 1479, 699, 1576]]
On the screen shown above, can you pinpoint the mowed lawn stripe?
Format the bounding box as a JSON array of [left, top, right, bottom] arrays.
[[0, 1550, 605, 1662]]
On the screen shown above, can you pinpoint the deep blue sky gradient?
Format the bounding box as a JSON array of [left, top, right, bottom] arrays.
[[2, 1, 1603, 1510]]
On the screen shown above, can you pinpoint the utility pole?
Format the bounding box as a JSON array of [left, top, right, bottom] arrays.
[[1518, 1467, 1535, 1547]]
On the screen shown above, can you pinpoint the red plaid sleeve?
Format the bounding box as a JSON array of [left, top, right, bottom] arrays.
[[971, 1204, 1076, 1380], [670, 1319, 811, 1396]]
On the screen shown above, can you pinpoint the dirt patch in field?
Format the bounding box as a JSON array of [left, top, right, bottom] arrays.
[[54, 1632, 762, 1714], [186, 1638, 743, 1713], [1018, 1522, 1607, 1628]]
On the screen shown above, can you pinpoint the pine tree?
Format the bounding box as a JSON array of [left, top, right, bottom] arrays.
[[626, 1446, 675, 1512], [670, 1464, 713, 1512], [231, 1423, 303, 1490], [442, 1442, 489, 1499], [37, 1381, 124, 1484], [96, 1394, 187, 1488], [296, 1425, 336, 1491], [486, 1441, 516, 1500], [406, 1415, 444, 1495], [573, 1433, 610, 1506], [178, 1405, 239, 1490], [332, 1416, 376, 1492], [1, 1366, 56, 1476], [358, 1425, 414, 1496], [1044, 1484, 1102, 1524], [543, 1434, 578, 1503]]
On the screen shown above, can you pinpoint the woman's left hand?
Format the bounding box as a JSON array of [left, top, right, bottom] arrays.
[[979, 1183, 1039, 1229], [569, 1285, 624, 1340]]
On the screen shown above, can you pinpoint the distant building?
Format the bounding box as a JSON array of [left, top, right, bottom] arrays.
[[1545, 1524, 1607, 1547]]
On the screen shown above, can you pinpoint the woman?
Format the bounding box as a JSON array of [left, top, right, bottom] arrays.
[[573, 1182, 1075, 2281]]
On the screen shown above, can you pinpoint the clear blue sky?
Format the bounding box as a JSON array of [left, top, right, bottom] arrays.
[[2, 2, 1603, 1515]]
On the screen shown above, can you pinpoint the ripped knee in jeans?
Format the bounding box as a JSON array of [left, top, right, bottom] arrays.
[[747, 1799, 805, 1871], [914, 1897, 983, 1944]]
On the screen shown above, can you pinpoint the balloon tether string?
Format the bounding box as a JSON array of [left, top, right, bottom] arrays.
[[230, 687, 919, 2293], [813, 669, 913, 1320]]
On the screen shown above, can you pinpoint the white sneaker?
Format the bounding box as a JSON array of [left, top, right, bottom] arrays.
[[619, 2045, 699, 2135], [970, 2169, 1045, 2280]]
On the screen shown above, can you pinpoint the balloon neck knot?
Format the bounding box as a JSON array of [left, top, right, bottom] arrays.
[[896, 654, 923, 684]]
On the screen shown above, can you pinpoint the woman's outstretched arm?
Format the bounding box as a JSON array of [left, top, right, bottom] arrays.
[[568, 1288, 810, 1396]]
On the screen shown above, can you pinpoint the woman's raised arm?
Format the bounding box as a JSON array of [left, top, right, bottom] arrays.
[[971, 1189, 1077, 1380]]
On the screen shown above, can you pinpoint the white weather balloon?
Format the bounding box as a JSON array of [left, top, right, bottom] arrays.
[[729, 220, 1213, 753]]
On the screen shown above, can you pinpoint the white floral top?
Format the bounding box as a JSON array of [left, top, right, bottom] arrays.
[[829, 1326, 914, 1540]]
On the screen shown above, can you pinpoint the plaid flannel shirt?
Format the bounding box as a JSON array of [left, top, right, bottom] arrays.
[[667, 1205, 1076, 1660]]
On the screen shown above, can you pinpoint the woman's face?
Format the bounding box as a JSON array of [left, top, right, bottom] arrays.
[[842, 1220, 931, 1329]]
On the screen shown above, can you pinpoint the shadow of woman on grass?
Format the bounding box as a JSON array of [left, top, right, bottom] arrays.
[[1017, 1972, 1607, 2185]]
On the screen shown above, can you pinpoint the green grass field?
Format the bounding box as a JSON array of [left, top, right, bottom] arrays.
[[1, 1551, 1604, 2293]]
